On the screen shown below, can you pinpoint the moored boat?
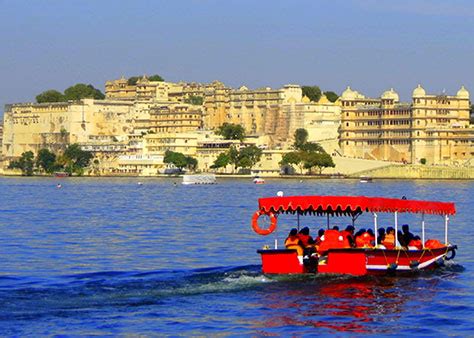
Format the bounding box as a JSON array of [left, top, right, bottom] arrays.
[[182, 174, 216, 185], [252, 195, 457, 276], [253, 176, 265, 184]]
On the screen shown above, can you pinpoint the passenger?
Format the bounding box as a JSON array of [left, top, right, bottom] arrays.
[[332, 225, 340, 231], [317, 228, 345, 253], [354, 228, 365, 246], [401, 224, 415, 247], [340, 225, 356, 248], [315, 228, 325, 245], [408, 235, 423, 250], [356, 229, 375, 248], [285, 228, 304, 256], [377, 227, 386, 245], [298, 227, 313, 248], [305, 237, 318, 257], [397, 230, 407, 247], [382, 227, 395, 249]]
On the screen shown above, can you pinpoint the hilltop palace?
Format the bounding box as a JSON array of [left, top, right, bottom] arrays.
[[1, 76, 472, 176]]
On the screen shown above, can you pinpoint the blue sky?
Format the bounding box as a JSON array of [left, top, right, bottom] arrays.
[[1, 0, 473, 115]]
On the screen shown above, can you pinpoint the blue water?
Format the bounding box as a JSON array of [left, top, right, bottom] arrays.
[[0, 177, 472, 335]]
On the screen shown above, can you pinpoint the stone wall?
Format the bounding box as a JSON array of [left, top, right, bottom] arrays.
[[353, 164, 474, 179]]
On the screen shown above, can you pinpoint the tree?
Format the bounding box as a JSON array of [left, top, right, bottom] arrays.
[[63, 144, 93, 175], [148, 74, 164, 82], [470, 105, 474, 124], [280, 151, 306, 174], [210, 152, 230, 169], [8, 151, 35, 176], [128, 76, 140, 85], [299, 142, 325, 153], [185, 156, 198, 170], [184, 95, 204, 105], [216, 123, 246, 141], [36, 90, 65, 103], [324, 91, 339, 103], [236, 145, 263, 170], [228, 146, 240, 172], [303, 152, 335, 174], [164, 150, 188, 170], [36, 148, 57, 174], [420, 158, 427, 165], [302, 85, 322, 102], [294, 128, 309, 150], [64, 83, 105, 100]]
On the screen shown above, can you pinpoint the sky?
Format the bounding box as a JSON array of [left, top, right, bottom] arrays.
[[1, 0, 473, 115]]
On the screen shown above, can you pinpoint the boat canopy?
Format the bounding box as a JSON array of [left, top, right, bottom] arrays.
[[258, 195, 455, 216]]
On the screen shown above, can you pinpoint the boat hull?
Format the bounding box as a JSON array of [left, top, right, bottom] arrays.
[[257, 246, 456, 276]]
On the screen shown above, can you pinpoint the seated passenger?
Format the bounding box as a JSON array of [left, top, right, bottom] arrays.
[[315, 228, 325, 245], [401, 224, 415, 247], [332, 225, 340, 231], [340, 225, 355, 248], [285, 228, 304, 256], [408, 235, 423, 250], [298, 227, 313, 248], [354, 228, 365, 247], [382, 227, 395, 249], [377, 228, 386, 245], [356, 229, 375, 248]]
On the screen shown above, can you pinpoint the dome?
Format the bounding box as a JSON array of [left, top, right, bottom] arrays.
[[412, 84, 426, 98], [456, 85, 469, 99], [341, 86, 356, 100], [302, 95, 310, 103], [381, 88, 399, 102], [239, 85, 248, 91]]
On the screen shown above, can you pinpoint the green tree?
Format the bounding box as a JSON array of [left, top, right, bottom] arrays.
[[148, 74, 164, 82], [302, 85, 322, 102], [185, 156, 198, 170], [303, 152, 335, 174], [210, 152, 230, 169], [294, 128, 309, 150], [184, 95, 204, 105], [216, 123, 246, 141], [164, 150, 188, 170], [280, 151, 306, 174], [64, 83, 105, 100], [420, 158, 427, 165], [63, 144, 93, 175], [36, 148, 57, 174], [299, 142, 325, 153], [8, 151, 35, 176], [228, 146, 240, 172], [236, 145, 262, 170], [36, 90, 65, 103], [470, 104, 474, 124], [324, 91, 339, 103], [128, 76, 140, 85]]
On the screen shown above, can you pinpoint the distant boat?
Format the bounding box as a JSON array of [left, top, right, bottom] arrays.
[[182, 174, 216, 185], [360, 176, 373, 183], [253, 177, 265, 184], [54, 172, 69, 178]]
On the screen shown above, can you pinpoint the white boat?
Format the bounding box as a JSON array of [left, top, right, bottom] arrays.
[[253, 177, 265, 184], [182, 174, 216, 185], [360, 176, 373, 183]]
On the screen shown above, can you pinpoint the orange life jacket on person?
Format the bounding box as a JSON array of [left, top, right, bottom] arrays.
[[424, 239, 445, 249], [285, 235, 303, 255], [408, 239, 423, 250], [356, 232, 374, 248], [318, 229, 345, 253], [382, 233, 395, 249], [339, 230, 353, 248], [298, 234, 312, 247]]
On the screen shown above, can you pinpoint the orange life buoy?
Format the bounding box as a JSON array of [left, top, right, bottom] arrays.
[[251, 210, 277, 235]]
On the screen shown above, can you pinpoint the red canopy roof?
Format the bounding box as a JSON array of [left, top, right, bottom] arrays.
[[258, 195, 455, 215]]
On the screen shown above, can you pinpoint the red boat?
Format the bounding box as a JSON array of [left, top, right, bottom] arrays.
[[252, 195, 457, 276]]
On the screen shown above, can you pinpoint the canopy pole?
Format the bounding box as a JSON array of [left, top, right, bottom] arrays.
[[327, 214, 330, 229], [297, 213, 300, 231], [444, 215, 449, 245], [373, 212, 378, 246], [421, 213, 425, 248], [394, 211, 399, 248]]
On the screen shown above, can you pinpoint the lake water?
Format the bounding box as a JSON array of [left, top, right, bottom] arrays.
[[0, 177, 472, 335]]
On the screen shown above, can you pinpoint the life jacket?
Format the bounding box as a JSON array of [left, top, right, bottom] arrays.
[[339, 230, 353, 248], [298, 234, 312, 247], [356, 232, 374, 248], [408, 239, 423, 250], [285, 235, 303, 256], [382, 233, 395, 249], [318, 229, 345, 253], [424, 239, 445, 249]]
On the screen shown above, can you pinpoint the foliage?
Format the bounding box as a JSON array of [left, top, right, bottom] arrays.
[[470, 105, 474, 124], [36, 148, 57, 174], [164, 150, 197, 170], [302, 85, 322, 102], [148, 74, 164, 82], [210, 152, 230, 169], [184, 95, 204, 105], [63, 144, 93, 175], [216, 123, 246, 141], [324, 91, 339, 102], [36, 90, 65, 103], [64, 83, 105, 100], [280, 151, 306, 174], [303, 152, 335, 174], [237, 145, 263, 169], [420, 158, 427, 165], [299, 142, 325, 153], [227, 146, 240, 171], [293, 128, 309, 150], [128, 74, 164, 85], [8, 151, 35, 176]]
